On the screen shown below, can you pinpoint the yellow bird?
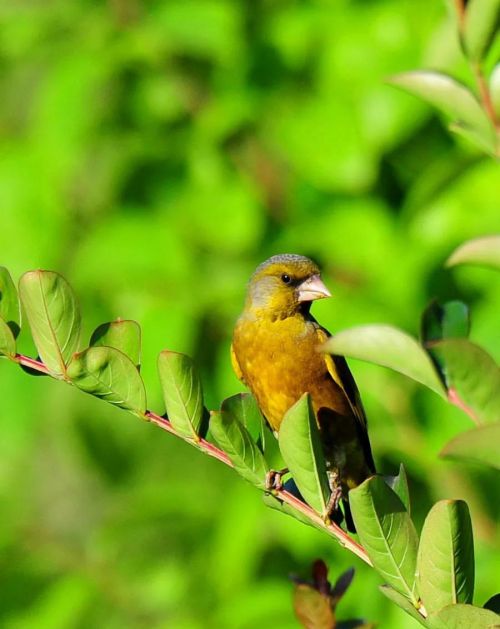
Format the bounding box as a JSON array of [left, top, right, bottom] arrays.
[[231, 254, 375, 530]]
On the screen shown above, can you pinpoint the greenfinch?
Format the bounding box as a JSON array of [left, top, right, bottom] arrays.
[[231, 254, 375, 531]]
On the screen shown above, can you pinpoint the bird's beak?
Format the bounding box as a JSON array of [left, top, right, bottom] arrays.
[[297, 274, 332, 302]]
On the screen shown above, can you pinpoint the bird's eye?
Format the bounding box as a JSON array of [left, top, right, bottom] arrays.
[[281, 274, 291, 284]]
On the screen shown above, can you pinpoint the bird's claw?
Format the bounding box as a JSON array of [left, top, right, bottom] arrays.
[[265, 468, 289, 491]]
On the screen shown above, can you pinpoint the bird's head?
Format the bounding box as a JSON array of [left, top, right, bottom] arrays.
[[244, 254, 331, 318]]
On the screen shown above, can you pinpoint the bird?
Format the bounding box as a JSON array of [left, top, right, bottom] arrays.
[[231, 254, 376, 531]]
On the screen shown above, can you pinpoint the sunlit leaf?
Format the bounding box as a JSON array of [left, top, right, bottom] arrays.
[[210, 409, 269, 488], [323, 325, 445, 397], [379, 585, 426, 626], [0, 317, 16, 358], [390, 71, 495, 151], [220, 393, 264, 447], [293, 584, 334, 629], [417, 500, 474, 614], [384, 464, 410, 514], [19, 270, 81, 377], [90, 319, 141, 369], [157, 351, 204, 440], [491, 64, 500, 117], [430, 339, 500, 424], [428, 603, 500, 628], [441, 422, 500, 470], [464, 0, 500, 62], [0, 266, 20, 337], [67, 346, 146, 415], [278, 394, 331, 517], [350, 476, 419, 605], [446, 235, 500, 270]]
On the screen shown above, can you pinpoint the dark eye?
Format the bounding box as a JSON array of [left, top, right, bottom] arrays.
[[281, 274, 291, 284]]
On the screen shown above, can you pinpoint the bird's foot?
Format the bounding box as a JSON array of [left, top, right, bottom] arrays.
[[265, 468, 289, 492], [324, 470, 343, 522]]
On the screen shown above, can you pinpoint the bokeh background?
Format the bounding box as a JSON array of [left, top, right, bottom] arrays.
[[1, 1, 499, 627]]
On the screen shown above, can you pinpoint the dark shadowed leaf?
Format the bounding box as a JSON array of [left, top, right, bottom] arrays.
[[0, 266, 20, 337], [430, 339, 500, 424], [464, 0, 500, 62], [379, 585, 426, 626], [417, 500, 474, 614], [428, 603, 500, 628], [350, 476, 419, 605], [330, 568, 355, 606], [421, 301, 470, 345], [90, 319, 141, 369], [19, 270, 81, 377], [67, 346, 146, 415], [157, 351, 204, 440], [293, 584, 334, 629], [210, 409, 268, 488], [278, 394, 330, 517], [484, 594, 500, 614], [0, 318, 16, 359], [220, 393, 264, 446], [324, 325, 445, 396], [390, 71, 495, 148], [441, 422, 500, 470], [384, 464, 410, 514], [446, 235, 500, 270]]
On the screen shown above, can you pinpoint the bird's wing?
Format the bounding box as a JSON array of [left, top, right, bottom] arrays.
[[230, 343, 246, 384], [315, 326, 376, 472]]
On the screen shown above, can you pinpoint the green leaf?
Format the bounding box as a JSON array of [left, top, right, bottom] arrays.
[[210, 409, 269, 488], [446, 235, 500, 270], [484, 594, 500, 614], [417, 500, 474, 614], [67, 346, 146, 415], [491, 64, 500, 117], [157, 351, 204, 440], [379, 585, 427, 626], [421, 301, 470, 345], [464, 0, 500, 62], [390, 71, 495, 150], [220, 393, 264, 446], [428, 603, 500, 629], [323, 325, 445, 397], [19, 270, 81, 377], [262, 492, 316, 528], [90, 319, 141, 369], [385, 464, 410, 514], [0, 317, 16, 358], [278, 394, 331, 517], [293, 584, 334, 629], [430, 339, 500, 424], [0, 266, 20, 337], [350, 476, 419, 605], [441, 422, 500, 470]]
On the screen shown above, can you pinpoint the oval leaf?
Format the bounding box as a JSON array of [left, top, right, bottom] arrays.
[[430, 339, 500, 424], [0, 266, 20, 337], [350, 476, 419, 605], [210, 409, 269, 488], [0, 317, 16, 358], [157, 351, 204, 440], [421, 301, 470, 345], [19, 270, 81, 376], [390, 71, 494, 144], [278, 394, 331, 517], [384, 464, 410, 515], [293, 584, 334, 629], [90, 319, 141, 369], [441, 422, 500, 470], [446, 235, 500, 270], [417, 500, 474, 614], [323, 325, 445, 397], [428, 603, 500, 629], [464, 0, 500, 62], [67, 346, 146, 414], [221, 393, 265, 447]]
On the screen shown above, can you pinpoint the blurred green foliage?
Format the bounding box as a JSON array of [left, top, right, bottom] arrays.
[[1, 0, 499, 627]]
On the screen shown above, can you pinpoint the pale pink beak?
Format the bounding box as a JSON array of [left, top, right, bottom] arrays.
[[297, 274, 332, 302]]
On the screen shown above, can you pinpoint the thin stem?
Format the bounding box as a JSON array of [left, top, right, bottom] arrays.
[[472, 61, 499, 128], [13, 352, 373, 567]]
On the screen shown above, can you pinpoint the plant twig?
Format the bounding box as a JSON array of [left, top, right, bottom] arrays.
[[12, 352, 373, 567]]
